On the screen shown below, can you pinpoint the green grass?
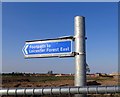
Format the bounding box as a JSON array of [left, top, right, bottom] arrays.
[[2, 75, 74, 83], [87, 77, 113, 81], [28, 76, 74, 82]]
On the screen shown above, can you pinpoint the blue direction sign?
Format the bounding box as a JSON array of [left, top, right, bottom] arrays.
[[22, 39, 72, 58]]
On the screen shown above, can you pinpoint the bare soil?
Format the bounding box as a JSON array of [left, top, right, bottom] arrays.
[[1, 75, 119, 88]]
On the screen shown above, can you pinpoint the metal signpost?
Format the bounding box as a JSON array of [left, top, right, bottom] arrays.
[[74, 16, 86, 97], [22, 16, 86, 97]]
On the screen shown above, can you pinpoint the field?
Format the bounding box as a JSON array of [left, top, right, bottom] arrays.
[[1, 75, 119, 88], [1, 75, 120, 97]]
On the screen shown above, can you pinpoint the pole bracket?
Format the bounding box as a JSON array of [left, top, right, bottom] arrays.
[[73, 52, 86, 55]]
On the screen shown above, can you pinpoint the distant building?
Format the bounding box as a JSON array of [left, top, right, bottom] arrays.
[[109, 72, 120, 79], [87, 74, 96, 77], [110, 72, 120, 76], [55, 73, 73, 77]]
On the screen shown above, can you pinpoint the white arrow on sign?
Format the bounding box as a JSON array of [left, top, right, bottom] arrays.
[[22, 44, 29, 55]]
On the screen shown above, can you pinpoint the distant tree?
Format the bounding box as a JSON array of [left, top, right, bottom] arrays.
[[12, 72, 14, 75], [47, 70, 53, 74], [86, 63, 90, 73]]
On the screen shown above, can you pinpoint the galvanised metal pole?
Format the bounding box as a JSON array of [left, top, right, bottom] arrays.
[[0, 86, 119, 96], [74, 16, 86, 97]]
